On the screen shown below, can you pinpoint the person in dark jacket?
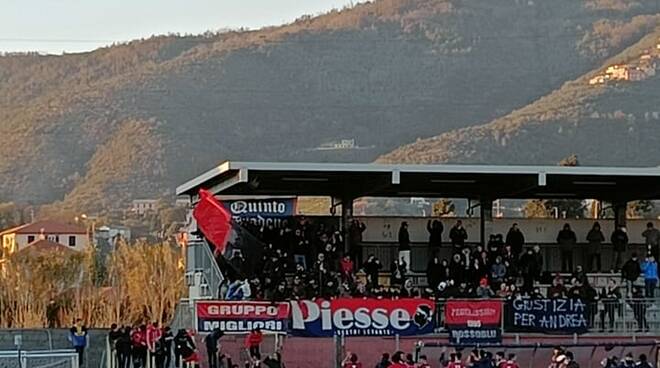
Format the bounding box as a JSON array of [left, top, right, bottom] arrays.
[[622, 253, 641, 295], [611, 226, 629, 271], [557, 223, 577, 272], [427, 219, 444, 257], [204, 328, 223, 368], [160, 326, 173, 368], [398, 222, 411, 268], [115, 327, 132, 368], [629, 286, 649, 332], [363, 254, 382, 289], [519, 248, 538, 292], [449, 220, 468, 249], [426, 256, 443, 290], [505, 223, 525, 257], [586, 222, 605, 272], [349, 220, 366, 267], [174, 329, 196, 368], [599, 279, 621, 332]]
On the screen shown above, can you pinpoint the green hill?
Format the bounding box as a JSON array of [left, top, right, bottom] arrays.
[[1, 0, 660, 213], [378, 28, 660, 165]]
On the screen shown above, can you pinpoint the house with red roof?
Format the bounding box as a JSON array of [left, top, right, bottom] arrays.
[[0, 220, 89, 258]]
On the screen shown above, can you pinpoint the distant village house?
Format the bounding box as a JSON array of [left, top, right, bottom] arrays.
[[0, 220, 89, 258]]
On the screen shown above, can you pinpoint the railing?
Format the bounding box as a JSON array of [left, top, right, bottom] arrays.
[[0, 350, 78, 368], [186, 241, 223, 299], [435, 297, 660, 335]]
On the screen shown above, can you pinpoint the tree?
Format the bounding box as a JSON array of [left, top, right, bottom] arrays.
[[432, 199, 455, 216], [523, 199, 550, 218]]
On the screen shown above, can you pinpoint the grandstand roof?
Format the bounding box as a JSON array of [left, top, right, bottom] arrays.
[[176, 161, 660, 201]]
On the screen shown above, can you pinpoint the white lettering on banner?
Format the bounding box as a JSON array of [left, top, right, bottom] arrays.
[[451, 308, 497, 317], [229, 201, 287, 215], [205, 304, 279, 317], [290, 301, 412, 332], [202, 320, 283, 332], [233, 216, 286, 228], [512, 299, 585, 313]]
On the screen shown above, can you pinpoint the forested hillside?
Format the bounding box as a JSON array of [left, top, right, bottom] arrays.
[[1, 0, 659, 214], [379, 28, 660, 165]]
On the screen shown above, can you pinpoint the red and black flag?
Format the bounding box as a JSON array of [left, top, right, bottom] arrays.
[[192, 189, 265, 279]]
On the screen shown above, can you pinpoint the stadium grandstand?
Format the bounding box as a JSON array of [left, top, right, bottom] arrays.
[[173, 162, 660, 368]]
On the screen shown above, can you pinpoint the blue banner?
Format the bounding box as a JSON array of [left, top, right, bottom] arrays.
[[222, 198, 296, 228], [506, 298, 588, 334]]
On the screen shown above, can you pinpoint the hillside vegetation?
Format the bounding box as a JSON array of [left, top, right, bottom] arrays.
[[379, 28, 660, 165], [1, 0, 660, 213]]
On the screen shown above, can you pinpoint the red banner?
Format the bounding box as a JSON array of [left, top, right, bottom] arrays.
[[444, 300, 501, 326], [196, 301, 289, 333]]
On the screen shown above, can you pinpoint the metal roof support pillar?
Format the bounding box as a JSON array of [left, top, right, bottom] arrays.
[[613, 201, 628, 229], [480, 199, 494, 248], [341, 196, 354, 255]]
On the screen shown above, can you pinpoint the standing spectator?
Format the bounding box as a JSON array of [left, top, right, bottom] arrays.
[[46, 299, 60, 328], [642, 222, 660, 261], [204, 328, 223, 368], [641, 254, 658, 297], [349, 220, 366, 267], [611, 226, 629, 271], [398, 222, 411, 268], [426, 256, 443, 291], [131, 325, 148, 368], [69, 319, 88, 367], [586, 222, 605, 272], [375, 353, 391, 368], [505, 223, 525, 257], [417, 355, 432, 368], [532, 245, 543, 283], [427, 219, 444, 257], [519, 248, 538, 292], [174, 329, 196, 368], [599, 279, 621, 332], [160, 326, 174, 368], [449, 220, 468, 249], [340, 254, 355, 283], [292, 228, 309, 270], [621, 253, 641, 295], [342, 352, 363, 368], [638, 355, 652, 368], [629, 287, 649, 332], [108, 324, 122, 368], [557, 223, 577, 272], [245, 328, 263, 364], [146, 321, 162, 365], [116, 327, 132, 368], [364, 254, 382, 289], [390, 259, 406, 287]]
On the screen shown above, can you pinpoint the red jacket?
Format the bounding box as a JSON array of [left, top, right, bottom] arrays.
[[146, 325, 162, 351], [340, 258, 354, 275], [244, 331, 263, 348], [131, 329, 146, 347]]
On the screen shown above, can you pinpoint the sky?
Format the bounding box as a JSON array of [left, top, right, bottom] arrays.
[[1, 0, 363, 54]]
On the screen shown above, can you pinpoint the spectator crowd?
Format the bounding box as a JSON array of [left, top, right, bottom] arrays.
[[216, 217, 660, 312]]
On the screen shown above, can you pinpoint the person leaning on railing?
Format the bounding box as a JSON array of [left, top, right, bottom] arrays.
[[598, 278, 621, 332]]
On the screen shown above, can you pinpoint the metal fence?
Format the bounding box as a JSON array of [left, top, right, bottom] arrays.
[[186, 241, 223, 299], [0, 350, 78, 368]]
